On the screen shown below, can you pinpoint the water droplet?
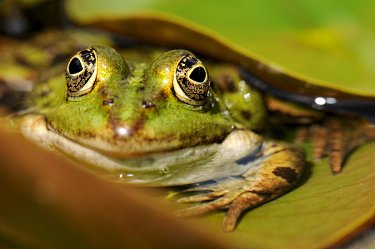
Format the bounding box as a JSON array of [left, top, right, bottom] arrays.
[[142, 99, 155, 108], [238, 80, 246, 91], [159, 167, 169, 175], [222, 110, 230, 118], [115, 126, 132, 137], [326, 97, 337, 104], [119, 173, 134, 181], [314, 97, 337, 106], [314, 97, 326, 106], [243, 92, 251, 102], [224, 99, 233, 108]]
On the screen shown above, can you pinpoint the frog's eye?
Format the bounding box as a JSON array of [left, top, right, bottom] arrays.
[[65, 48, 97, 98], [173, 54, 210, 106]]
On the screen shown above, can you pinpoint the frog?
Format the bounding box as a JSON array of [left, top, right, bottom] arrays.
[[2, 35, 306, 232], [2, 29, 374, 233]]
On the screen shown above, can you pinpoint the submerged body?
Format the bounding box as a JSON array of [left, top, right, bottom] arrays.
[[2, 30, 373, 231]]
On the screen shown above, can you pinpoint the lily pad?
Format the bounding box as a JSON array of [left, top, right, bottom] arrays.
[[66, 0, 375, 96], [207, 143, 375, 249]]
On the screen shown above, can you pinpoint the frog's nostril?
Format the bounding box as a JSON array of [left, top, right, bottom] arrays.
[[68, 57, 83, 74], [190, 66, 206, 83]]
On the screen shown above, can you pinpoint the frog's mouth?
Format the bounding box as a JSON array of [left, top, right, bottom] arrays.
[[21, 114, 263, 186]]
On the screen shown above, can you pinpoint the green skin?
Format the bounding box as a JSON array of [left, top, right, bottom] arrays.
[[55, 47, 234, 156], [23, 45, 271, 181], [38, 47, 244, 152], [17, 43, 304, 231]]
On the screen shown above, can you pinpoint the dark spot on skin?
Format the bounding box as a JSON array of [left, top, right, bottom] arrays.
[[142, 99, 155, 108], [137, 86, 145, 92], [99, 87, 119, 102], [155, 89, 169, 101], [250, 190, 273, 198], [79, 131, 96, 138], [103, 99, 114, 106], [272, 167, 299, 184], [240, 110, 252, 120], [132, 114, 147, 133], [221, 75, 237, 92], [98, 87, 108, 96], [40, 89, 51, 97]]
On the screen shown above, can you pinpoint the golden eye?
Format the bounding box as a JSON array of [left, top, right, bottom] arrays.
[[173, 54, 210, 106], [65, 48, 97, 98]]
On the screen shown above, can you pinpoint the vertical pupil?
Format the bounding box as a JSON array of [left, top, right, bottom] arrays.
[[190, 67, 206, 82], [68, 57, 83, 74]]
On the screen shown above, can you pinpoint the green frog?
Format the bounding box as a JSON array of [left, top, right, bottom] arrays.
[[2, 31, 373, 232]]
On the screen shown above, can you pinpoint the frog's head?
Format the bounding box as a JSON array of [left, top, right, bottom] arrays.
[[44, 45, 234, 157]]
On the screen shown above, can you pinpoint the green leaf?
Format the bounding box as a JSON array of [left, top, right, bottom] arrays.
[[201, 143, 375, 249], [66, 0, 375, 95]]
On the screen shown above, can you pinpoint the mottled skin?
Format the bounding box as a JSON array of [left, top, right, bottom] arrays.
[[32, 46, 235, 155]]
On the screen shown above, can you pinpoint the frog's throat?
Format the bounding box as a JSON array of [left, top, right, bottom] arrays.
[[20, 114, 263, 186]]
